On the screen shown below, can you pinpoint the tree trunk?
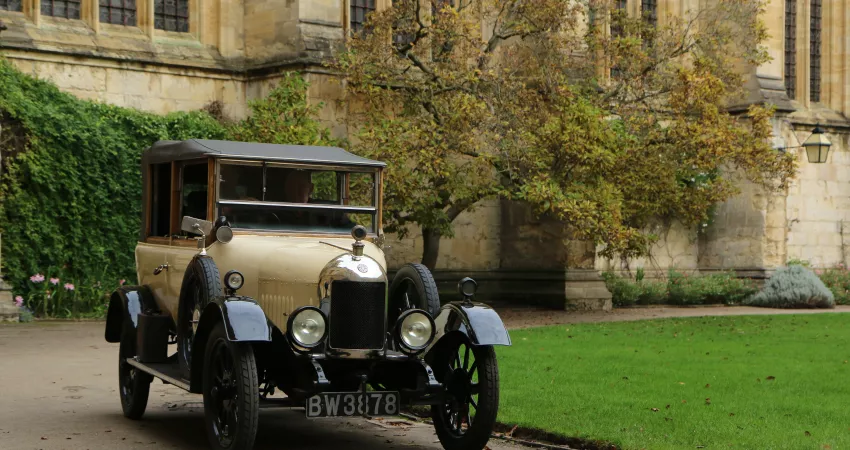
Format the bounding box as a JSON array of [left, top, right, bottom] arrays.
[[421, 228, 442, 271]]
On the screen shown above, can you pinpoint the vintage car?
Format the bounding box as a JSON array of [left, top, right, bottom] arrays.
[[104, 139, 511, 450]]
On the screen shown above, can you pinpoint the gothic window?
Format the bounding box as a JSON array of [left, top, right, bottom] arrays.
[[0, 0, 22, 12], [784, 0, 796, 99], [810, 0, 821, 102], [100, 0, 137, 26], [610, 0, 628, 79], [350, 0, 376, 33], [155, 0, 189, 33], [41, 0, 81, 19], [641, 0, 657, 28]]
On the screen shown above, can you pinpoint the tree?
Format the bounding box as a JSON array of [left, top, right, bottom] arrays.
[[333, 0, 795, 269]]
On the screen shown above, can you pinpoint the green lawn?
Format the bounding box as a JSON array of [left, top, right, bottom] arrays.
[[497, 314, 850, 450]]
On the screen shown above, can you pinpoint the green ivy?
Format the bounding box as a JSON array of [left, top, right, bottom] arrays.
[[0, 58, 226, 316]]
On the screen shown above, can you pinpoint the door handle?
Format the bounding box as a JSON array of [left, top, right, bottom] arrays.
[[153, 264, 169, 275]]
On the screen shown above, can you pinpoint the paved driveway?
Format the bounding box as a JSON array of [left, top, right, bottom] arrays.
[[0, 322, 527, 450]]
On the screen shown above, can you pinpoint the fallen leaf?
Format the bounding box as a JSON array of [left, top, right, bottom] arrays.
[[729, 413, 735, 416], [681, 400, 687, 404], [666, 404, 671, 409], [664, 417, 673, 422], [507, 425, 518, 437], [623, 377, 629, 380], [678, 382, 685, 385], [651, 408, 659, 412], [705, 384, 711, 388], [823, 445, 832, 449], [805, 431, 811, 437], [766, 376, 776, 381], [705, 398, 711, 405], [41, 437, 47, 440]]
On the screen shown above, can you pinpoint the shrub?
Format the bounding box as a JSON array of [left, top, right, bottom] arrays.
[[746, 265, 835, 309], [604, 269, 757, 306], [602, 271, 642, 306], [815, 263, 850, 305]]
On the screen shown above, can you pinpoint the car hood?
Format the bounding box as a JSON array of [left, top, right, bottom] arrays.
[[206, 234, 387, 331]]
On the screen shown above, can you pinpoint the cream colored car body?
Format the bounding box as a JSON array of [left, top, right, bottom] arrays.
[[135, 234, 387, 333]]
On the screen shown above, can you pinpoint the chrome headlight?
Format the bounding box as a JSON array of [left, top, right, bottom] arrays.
[[287, 306, 328, 349], [396, 309, 435, 354], [224, 270, 244, 291]]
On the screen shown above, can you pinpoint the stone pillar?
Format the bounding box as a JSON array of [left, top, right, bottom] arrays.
[[565, 269, 613, 311]]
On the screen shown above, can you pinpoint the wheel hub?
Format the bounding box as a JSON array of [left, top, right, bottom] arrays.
[[446, 367, 471, 399]]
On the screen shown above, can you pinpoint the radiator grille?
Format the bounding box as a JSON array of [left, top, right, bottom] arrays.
[[329, 281, 386, 350]]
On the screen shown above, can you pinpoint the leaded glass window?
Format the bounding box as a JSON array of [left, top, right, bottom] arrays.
[[0, 0, 23, 12], [641, 0, 657, 27], [155, 0, 189, 33], [784, 0, 796, 99], [810, 0, 821, 102], [41, 0, 81, 19], [351, 0, 376, 33], [100, 0, 137, 26]]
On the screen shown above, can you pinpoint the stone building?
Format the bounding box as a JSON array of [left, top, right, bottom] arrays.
[[0, 0, 848, 312]]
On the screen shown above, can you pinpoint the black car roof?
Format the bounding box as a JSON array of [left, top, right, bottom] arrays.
[[142, 139, 386, 168]]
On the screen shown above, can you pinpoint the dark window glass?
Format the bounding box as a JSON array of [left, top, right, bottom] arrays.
[[41, 0, 81, 19], [810, 0, 821, 102], [154, 0, 189, 33], [641, 0, 657, 27], [0, 0, 23, 12], [218, 164, 377, 234], [610, 0, 628, 79], [350, 0, 376, 33], [150, 163, 171, 237], [785, 0, 796, 99], [100, 0, 137, 26], [181, 163, 208, 224]]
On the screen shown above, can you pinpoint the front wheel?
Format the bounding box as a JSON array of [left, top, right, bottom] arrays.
[[430, 335, 500, 450], [202, 322, 259, 450]]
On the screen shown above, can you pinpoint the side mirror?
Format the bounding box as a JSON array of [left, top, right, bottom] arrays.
[[182, 216, 213, 236]]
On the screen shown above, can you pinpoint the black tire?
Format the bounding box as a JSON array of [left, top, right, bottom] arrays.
[[202, 322, 259, 450], [178, 256, 222, 375], [430, 334, 499, 450], [388, 263, 441, 326], [118, 328, 153, 420]]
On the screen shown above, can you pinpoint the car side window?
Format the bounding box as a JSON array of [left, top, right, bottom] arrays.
[[181, 163, 208, 229], [149, 163, 171, 237]]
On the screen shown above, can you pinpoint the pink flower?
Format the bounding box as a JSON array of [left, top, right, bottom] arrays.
[[119, 279, 126, 286], [14, 296, 23, 307], [49, 277, 59, 285], [29, 273, 45, 283], [63, 283, 75, 291]]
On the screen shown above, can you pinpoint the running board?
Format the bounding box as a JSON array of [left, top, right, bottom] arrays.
[[126, 358, 191, 392]]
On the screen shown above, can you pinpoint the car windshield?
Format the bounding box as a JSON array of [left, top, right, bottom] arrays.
[[218, 162, 378, 233]]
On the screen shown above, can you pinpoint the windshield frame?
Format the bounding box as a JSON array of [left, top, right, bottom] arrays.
[[214, 158, 382, 236]]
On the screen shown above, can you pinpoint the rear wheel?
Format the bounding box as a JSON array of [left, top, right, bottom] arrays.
[[118, 329, 153, 420], [202, 322, 259, 450], [431, 334, 499, 450]]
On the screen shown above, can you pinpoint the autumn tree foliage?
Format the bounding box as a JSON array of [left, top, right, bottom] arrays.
[[333, 0, 796, 269]]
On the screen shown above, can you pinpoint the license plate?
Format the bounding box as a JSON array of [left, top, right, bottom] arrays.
[[306, 391, 400, 418]]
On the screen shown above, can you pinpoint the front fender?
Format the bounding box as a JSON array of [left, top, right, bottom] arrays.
[[426, 302, 511, 353], [189, 296, 272, 393], [198, 296, 272, 343], [104, 286, 158, 343]]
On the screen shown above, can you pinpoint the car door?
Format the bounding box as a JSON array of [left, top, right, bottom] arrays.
[[164, 160, 214, 315]]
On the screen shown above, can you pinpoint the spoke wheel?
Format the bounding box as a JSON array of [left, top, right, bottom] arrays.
[[203, 322, 259, 450], [118, 330, 152, 420], [431, 335, 499, 450]]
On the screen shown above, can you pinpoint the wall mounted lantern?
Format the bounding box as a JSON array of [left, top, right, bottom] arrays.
[[778, 124, 832, 163]]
